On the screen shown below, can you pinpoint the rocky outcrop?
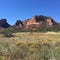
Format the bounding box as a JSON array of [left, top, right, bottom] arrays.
[[23, 15, 59, 30], [15, 20, 23, 28], [0, 19, 10, 28], [23, 16, 40, 30]]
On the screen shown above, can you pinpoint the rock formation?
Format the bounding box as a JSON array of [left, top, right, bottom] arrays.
[[23, 15, 59, 30], [0, 15, 59, 31], [14, 20, 23, 28], [0, 19, 10, 28]]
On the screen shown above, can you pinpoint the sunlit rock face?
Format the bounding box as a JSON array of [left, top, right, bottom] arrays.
[[23, 16, 40, 30], [23, 15, 59, 30], [0, 19, 10, 28]]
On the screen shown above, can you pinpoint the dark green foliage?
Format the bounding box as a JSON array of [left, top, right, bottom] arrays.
[[0, 28, 13, 37], [9, 26, 24, 33], [0, 26, 24, 37]]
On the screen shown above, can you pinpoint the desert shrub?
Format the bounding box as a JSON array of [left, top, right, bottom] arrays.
[[0, 28, 14, 37], [0, 27, 24, 37]]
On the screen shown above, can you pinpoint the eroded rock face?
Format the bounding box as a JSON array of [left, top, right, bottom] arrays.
[[0, 19, 10, 28], [23, 15, 59, 30], [15, 20, 23, 28], [24, 16, 40, 30]]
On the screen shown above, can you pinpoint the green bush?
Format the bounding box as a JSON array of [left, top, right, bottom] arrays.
[[0, 28, 13, 37]]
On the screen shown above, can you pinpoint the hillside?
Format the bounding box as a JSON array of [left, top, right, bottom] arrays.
[[0, 15, 60, 60]]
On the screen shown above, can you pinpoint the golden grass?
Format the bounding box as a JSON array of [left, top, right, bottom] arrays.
[[0, 32, 60, 44], [0, 32, 60, 60]]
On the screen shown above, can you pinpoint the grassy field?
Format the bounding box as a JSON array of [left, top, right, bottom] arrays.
[[0, 32, 60, 60]]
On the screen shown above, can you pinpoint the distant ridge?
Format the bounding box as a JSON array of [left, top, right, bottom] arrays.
[[0, 15, 60, 31]]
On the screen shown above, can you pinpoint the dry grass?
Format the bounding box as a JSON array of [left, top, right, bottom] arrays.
[[0, 32, 60, 60]]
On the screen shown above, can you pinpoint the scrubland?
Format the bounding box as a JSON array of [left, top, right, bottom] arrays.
[[0, 32, 60, 60]]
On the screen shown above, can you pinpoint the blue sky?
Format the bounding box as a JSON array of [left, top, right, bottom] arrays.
[[0, 0, 60, 25]]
